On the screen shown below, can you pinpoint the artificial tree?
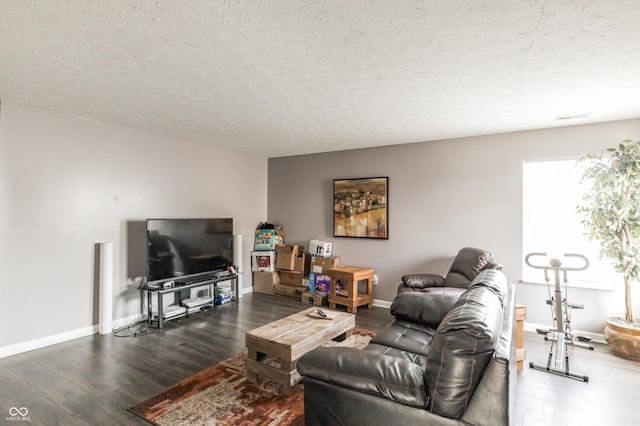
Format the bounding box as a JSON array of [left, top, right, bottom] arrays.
[[577, 139, 640, 325]]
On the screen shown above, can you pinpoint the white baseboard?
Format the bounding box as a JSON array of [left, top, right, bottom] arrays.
[[524, 321, 606, 344], [0, 313, 147, 359], [373, 299, 392, 309], [0, 325, 97, 359]]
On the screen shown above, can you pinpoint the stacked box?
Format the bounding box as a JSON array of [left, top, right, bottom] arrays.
[[250, 250, 276, 272], [309, 239, 333, 257], [279, 270, 307, 287], [254, 229, 285, 251], [275, 244, 307, 271], [274, 283, 308, 299], [310, 256, 340, 274], [309, 273, 331, 294], [274, 244, 311, 301], [301, 291, 328, 306], [253, 271, 280, 295]]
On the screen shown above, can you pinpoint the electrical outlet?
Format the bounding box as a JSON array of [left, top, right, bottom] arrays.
[[373, 274, 378, 285]]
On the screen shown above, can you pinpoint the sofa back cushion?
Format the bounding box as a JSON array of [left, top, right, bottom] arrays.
[[443, 247, 496, 288], [390, 292, 460, 328], [425, 269, 507, 419]]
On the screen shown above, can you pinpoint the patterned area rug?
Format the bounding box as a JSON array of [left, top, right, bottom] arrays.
[[128, 328, 375, 425]]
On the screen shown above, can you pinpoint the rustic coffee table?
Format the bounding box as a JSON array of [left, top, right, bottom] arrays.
[[245, 307, 355, 395]]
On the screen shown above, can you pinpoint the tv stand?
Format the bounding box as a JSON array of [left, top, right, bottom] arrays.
[[146, 273, 239, 328]]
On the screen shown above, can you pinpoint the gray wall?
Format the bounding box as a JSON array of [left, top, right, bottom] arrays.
[[268, 119, 640, 337], [2, 97, 639, 354], [0, 101, 267, 352]]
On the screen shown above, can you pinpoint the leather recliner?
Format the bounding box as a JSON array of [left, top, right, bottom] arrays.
[[297, 269, 516, 426], [397, 246, 502, 297]]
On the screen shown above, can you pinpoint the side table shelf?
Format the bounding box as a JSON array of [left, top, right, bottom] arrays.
[[145, 273, 239, 329]]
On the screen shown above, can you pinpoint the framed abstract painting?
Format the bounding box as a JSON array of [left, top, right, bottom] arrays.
[[333, 177, 388, 239]]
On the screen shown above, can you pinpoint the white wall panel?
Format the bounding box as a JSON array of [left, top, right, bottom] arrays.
[[0, 101, 267, 350]]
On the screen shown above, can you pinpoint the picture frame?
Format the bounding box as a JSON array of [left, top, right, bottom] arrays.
[[333, 177, 388, 239]]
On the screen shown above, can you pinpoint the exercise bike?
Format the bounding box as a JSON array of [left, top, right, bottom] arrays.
[[524, 252, 592, 382]]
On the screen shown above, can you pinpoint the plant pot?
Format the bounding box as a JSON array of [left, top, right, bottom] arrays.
[[604, 317, 640, 361]]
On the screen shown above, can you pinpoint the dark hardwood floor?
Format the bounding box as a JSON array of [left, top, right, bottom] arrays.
[[1, 292, 638, 425]]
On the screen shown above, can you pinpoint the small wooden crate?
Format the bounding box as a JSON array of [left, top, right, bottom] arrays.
[[327, 266, 374, 313]]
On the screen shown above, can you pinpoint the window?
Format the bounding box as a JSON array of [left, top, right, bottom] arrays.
[[522, 158, 615, 287]]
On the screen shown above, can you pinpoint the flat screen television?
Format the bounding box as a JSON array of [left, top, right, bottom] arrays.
[[146, 218, 233, 285]]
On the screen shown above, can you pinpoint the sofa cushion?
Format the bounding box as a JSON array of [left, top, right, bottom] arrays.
[[425, 269, 507, 419], [390, 292, 460, 328], [297, 347, 429, 409], [442, 247, 496, 288], [366, 320, 436, 368], [401, 273, 445, 288]]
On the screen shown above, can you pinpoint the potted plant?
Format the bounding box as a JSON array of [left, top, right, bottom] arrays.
[[577, 139, 640, 360]]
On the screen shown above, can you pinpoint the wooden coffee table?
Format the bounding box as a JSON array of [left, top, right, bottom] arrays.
[[245, 307, 355, 395]]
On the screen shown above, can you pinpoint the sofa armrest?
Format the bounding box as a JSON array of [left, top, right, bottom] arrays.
[[297, 347, 428, 409], [484, 262, 503, 271], [401, 273, 445, 288]]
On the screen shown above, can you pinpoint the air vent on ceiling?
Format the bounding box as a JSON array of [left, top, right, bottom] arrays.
[[555, 113, 591, 121]]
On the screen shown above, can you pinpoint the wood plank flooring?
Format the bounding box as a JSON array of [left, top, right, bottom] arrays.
[[516, 328, 640, 425], [0, 292, 638, 425]]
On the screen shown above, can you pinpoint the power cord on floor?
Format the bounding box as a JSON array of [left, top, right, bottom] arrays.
[[113, 284, 151, 337], [113, 318, 149, 337]]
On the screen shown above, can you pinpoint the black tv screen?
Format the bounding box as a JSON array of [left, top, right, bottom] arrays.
[[146, 218, 233, 284]]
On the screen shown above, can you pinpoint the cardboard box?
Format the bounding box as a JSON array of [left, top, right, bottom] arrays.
[[275, 244, 304, 270], [253, 271, 279, 295], [274, 283, 308, 299], [254, 229, 285, 251], [279, 270, 307, 287], [301, 291, 328, 306], [309, 239, 333, 257], [310, 256, 340, 274], [276, 246, 310, 275], [309, 273, 331, 294], [250, 250, 276, 272], [296, 253, 311, 274]]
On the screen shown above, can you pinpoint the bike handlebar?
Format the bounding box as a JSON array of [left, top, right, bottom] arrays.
[[525, 252, 589, 271]]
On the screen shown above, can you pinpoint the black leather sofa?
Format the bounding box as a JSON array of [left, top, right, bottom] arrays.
[[397, 246, 502, 297], [297, 269, 516, 426]]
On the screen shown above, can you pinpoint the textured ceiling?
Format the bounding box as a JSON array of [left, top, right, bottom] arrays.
[[1, 1, 640, 158]]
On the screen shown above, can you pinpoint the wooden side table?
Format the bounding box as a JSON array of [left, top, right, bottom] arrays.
[[328, 266, 374, 313], [516, 304, 526, 371]]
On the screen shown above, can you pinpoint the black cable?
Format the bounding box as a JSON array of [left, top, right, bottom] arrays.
[[112, 282, 151, 337]]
